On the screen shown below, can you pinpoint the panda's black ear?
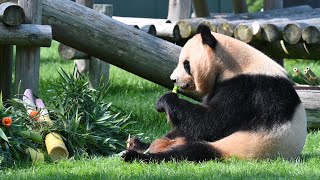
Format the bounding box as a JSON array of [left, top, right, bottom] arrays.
[[196, 24, 217, 49]]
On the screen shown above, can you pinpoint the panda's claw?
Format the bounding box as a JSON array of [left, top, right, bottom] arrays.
[[121, 150, 149, 162]]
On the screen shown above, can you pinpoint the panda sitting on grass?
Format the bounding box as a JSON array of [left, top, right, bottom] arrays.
[[121, 24, 307, 162]]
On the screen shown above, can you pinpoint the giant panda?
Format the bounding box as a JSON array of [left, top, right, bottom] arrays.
[[121, 24, 307, 162]]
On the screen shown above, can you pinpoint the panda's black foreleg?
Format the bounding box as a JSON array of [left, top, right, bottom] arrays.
[[122, 141, 221, 163], [156, 92, 222, 141]]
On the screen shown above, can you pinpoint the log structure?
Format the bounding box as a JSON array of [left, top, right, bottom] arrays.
[[74, 0, 93, 74], [0, 2, 25, 26], [89, 4, 112, 89], [0, 45, 13, 102], [41, 0, 181, 90], [111, 5, 320, 60], [0, 24, 52, 46], [15, 0, 42, 95]]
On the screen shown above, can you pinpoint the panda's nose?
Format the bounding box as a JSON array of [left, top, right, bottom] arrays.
[[171, 79, 176, 83]]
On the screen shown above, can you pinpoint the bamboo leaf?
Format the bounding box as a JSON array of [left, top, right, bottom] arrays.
[[0, 128, 9, 143]]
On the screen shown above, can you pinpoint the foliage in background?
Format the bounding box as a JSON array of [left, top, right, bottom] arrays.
[[246, 0, 263, 13], [45, 69, 135, 157]]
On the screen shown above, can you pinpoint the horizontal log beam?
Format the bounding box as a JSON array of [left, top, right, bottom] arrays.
[[58, 43, 89, 60], [251, 40, 320, 59], [0, 2, 25, 26], [42, 0, 181, 89], [0, 23, 52, 46]]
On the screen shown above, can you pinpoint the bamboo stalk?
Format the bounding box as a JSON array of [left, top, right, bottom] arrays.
[[293, 67, 313, 84]]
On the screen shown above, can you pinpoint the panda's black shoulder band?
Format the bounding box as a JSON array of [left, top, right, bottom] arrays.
[[197, 24, 217, 49]]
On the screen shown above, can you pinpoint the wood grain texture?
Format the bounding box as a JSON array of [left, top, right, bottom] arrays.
[[0, 24, 51, 46], [89, 3, 112, 89], [15, 0, 42, 95], [0, 2, 25, 26], [167, 0, 191, 21], [0, 45, 13, 102], [41, 0, 181, 89], [73, 0, 94, 74]]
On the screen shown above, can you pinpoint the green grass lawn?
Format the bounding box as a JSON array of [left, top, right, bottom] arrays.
[[1, 41, 320, 179]]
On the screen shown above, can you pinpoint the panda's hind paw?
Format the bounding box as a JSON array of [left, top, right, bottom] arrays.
[[121, 150, 149, 162]]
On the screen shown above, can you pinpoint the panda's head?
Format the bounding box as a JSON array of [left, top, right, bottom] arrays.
[[170, 24, 219, 96]]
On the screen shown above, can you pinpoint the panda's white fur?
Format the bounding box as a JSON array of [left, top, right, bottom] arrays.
[[122, 25, 307, 162], [170, 31, 307, 159], [211, 103, 306, 159]]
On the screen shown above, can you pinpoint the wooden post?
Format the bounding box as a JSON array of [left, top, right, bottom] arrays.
[[74, 0, 94, 74], [0, 45, 13, 102], [15, 0, 42, 95], [167, 0, 191, 21], [263, 0, 284, 66], [41, 0, 181, 89], [264, 0, 283, 11], [89, 4, 112, 89], [232, 0, 248, 13], [0, 2, 25, 26], [192, 0, 209, 17]]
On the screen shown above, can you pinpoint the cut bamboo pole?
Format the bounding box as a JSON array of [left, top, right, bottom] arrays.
[[0, 2, 25, 26]]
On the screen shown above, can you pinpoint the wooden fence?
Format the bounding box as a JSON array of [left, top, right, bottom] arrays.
[[0, 0, 319, 128]]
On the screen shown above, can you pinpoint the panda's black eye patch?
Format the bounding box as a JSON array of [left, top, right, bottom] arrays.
[[183, 60, 191, 75]]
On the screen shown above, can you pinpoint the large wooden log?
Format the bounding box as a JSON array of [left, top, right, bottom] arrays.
[[283, 18, 320, 44], [217, 6, 315, 37], [233, 9, 320, 44], [0, 24, 52, 46], [0, 45, 13, 102], [251, 40, 320, 59], [15, 0, 42, 95], [41, 0, 181, 89], [112, 16, 169, 36], [0, 2, 25, 26]]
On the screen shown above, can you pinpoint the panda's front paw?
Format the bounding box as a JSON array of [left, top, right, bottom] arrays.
[[121, 150, 149, 162], [155, 92, 178, 112]]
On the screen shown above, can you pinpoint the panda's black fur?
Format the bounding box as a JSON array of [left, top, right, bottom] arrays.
[[121, 25, 306, 162]]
